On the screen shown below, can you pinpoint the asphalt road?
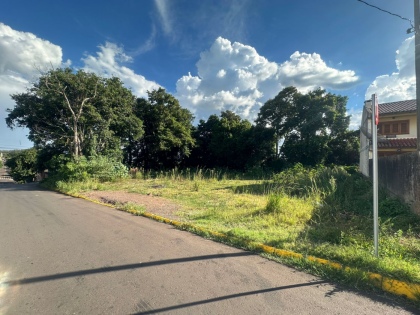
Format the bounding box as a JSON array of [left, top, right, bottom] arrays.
[[0, 183, 417, 315]]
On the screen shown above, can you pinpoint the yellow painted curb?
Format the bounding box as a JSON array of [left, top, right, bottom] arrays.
[[74, 192, 420, 302], [368, 273, 420, 301]]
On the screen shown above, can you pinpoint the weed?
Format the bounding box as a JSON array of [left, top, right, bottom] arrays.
[[117, 202, 145, 215], [192, 181, 200, 192]]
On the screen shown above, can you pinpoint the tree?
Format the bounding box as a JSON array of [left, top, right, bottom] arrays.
[[126, 88, 195, 169], [244, 125, 277, 169], [326, 129, 360, 165], [257, 87, 359, 166], [188, 111, 251, 169], [256, 86, 299, 157], [6, 68, 142, 160], [188, 111, 276, 170], [5, 148, 38, 182]]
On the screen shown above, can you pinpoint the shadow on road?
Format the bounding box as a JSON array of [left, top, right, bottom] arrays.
[[132, 280, 329, 314], [6, 252, 255, 286]]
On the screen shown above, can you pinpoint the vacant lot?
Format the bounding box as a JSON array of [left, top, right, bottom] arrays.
[[49, 167, 420, 295]]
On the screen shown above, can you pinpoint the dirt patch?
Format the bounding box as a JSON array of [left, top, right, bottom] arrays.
[[82, 191, 183, 221]]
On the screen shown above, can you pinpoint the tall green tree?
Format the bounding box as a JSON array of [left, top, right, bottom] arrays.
[[255, 86, 298, 157], [6, 68, 142, 160], [190, 111, 250, 168], [257, 87, 358, 166], [127, 88, 195, 169], [188, 111, 276, 170]]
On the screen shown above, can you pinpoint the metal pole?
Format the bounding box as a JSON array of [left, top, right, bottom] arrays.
[[372, 94, 379, 258], [415, 0, 420, 150]]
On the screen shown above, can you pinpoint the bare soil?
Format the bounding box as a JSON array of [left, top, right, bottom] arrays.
[[82, 190, 183, 221]]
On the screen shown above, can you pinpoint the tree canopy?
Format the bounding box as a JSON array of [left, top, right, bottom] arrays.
[[6, 69, 358, 174], [188, 111, 276, 170], [257, 87, 358, 166], [6, 68, 142, 159], [125, 88, 195, 169]]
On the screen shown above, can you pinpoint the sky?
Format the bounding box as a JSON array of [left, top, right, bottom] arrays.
[[0, 0, 415, 150]]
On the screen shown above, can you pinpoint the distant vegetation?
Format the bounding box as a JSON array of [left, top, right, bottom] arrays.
[[5, 67, 358, 182]]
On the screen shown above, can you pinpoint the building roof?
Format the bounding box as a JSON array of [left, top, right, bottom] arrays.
[[379, 99, 416, 115], [377, 138, 417, 148]]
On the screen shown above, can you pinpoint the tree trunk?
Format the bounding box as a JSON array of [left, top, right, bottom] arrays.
[[74, 120, 79, 158]]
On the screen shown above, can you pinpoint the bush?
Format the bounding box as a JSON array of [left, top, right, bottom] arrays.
[[49, 156, 129, 183], [5, 148, 38, 183], [272, 163, 349, 197]]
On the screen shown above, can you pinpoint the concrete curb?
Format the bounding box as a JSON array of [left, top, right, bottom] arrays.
[[74, 193, 420, 303]]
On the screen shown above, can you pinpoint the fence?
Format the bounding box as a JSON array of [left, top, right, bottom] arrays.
[[370, 152, 420, 215]]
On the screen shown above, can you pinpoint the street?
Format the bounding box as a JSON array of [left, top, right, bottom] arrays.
[[0, 182, 416, 314]]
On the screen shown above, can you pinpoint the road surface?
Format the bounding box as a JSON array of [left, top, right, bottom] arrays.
[[0, 182, 417, 314]]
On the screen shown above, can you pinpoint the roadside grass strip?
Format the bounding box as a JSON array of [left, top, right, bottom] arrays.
[[72, 192, 420, 304]]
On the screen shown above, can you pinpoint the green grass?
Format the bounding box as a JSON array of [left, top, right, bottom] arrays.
[[43, 166, 420, 301]]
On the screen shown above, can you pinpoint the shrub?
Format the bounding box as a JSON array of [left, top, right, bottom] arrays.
[[272, 164, 349, 198], [5, 148, 38, 183], [49, 155, 129, 183]]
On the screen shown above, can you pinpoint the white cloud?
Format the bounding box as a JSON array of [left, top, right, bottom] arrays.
[[176, 37, 360, 122], [0, 22, 65, 110], [347, 108, 363, 131], [154, 0, 173, 37], [366, 36, 415, 102], [279, 51, 359, 92], [0, 22, 66, 148], [0, 23, 64, 79], [82, 42, 161, 98]]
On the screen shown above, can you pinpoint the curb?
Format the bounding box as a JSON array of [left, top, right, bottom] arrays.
[[74, 193, 420, 303]]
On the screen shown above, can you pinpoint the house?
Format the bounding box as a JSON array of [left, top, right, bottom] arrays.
[[359, 99, 420, 215], [376, 99, 417, 157], [359, 99, 417, 177]]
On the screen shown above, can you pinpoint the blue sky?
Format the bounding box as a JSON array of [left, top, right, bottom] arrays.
[[0, 0, 414, 150]]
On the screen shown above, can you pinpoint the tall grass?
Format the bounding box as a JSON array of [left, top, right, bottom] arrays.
[[131, 167, 272, 181]]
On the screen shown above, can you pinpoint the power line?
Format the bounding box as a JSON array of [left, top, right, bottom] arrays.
[[356, 0, 414, 32]]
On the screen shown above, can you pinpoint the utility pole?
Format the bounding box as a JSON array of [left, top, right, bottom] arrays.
[[415, 0, 420, 150]]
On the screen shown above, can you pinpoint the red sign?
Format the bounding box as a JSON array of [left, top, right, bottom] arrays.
[[374, 95, 379, 125]]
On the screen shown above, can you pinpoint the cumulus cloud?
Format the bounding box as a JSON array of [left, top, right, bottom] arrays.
[[365, 36, 415, 102], [0, 23, 64, 79], [176, 37, 360, 122], [279, 52, 359, 92], [0, 23, 64, 107], [0, 22, 66, 148], [82, 42, 161, 98]]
